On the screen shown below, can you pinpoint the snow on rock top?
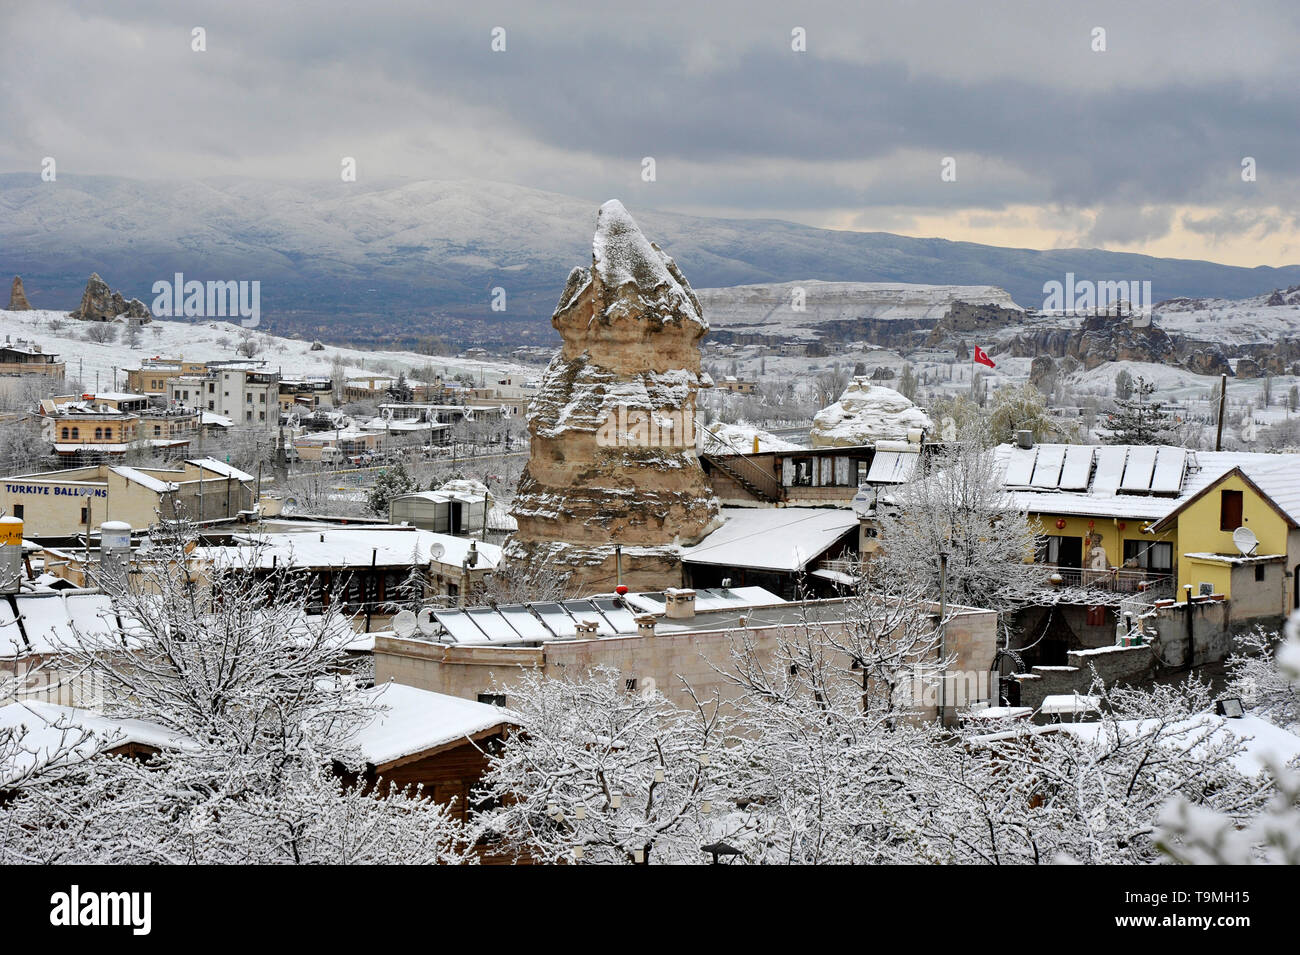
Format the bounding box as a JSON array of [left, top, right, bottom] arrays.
[[810, 377, 934, 447], [574, 199, 705, 331]]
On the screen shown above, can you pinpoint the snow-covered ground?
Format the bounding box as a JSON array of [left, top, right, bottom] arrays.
[[0, 309, 541, 393]]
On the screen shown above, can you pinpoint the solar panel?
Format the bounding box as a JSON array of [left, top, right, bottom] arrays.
[[589, 597, 640, 633], [1092, 446, 1128, 494], [530, 602, 577, 639], [497, 604, 553, 642], [1030, 445, 1066, 488], [562, 599, 618, 635], [1059, 445, 1094, 490], [432, 609, 490, 644], [1120, 445, 1159, 492], [1149, 447, 1188, 493], [866, 450, 919, 484], [1003, 446, 1038, 486], [466, 606, 523, 643]]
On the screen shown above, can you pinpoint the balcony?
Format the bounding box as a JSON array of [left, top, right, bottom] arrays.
[[1038, 563, 1171, 594]]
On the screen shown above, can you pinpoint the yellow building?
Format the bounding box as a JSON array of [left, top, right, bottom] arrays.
[[997, 443, 1300, 615]]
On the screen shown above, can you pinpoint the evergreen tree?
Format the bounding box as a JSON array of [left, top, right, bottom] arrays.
[[366, 460, 419, 516], [1106, 375, 1173, 445]]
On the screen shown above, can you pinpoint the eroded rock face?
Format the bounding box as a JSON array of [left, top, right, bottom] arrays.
[[7, 276, 31, 310], [506, 200, 720, 592], [810, 378, 934, 447], [70, 273, 151, 322]]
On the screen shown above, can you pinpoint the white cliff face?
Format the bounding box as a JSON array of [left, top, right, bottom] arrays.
[[699, 280, 1022, 328], [810, 378, 934, 447]]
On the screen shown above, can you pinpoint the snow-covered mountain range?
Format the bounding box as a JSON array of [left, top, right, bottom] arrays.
[[4, 174, 1300, 343]]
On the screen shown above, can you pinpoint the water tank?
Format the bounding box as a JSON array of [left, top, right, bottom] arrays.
[[0, 516, 23, 595], [98, 521, 132, 586]]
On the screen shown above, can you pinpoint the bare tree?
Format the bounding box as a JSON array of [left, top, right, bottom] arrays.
[[0, 523, 472, 864]]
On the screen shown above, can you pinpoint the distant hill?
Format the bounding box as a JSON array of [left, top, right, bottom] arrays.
[[3, 173, 1299, 345]]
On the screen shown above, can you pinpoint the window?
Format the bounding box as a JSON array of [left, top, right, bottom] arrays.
[[154, 425, 162, 436], [94, 427, 103, 440], [1039, 534, 1083, 568], [61, 426, 69, 440], [1220, 489, 1243, 531], [477, 693, 507, 708], [792, 457, 814, 486], [12, 504, 23, 519], [624, 678, 638, 692], [79, 506, 88, 524], [1255, 564, 1266, 582], [71, 427, 79, 440], [1123, 539, 1173, 572]]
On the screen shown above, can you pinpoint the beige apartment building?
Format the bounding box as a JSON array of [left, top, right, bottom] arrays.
[[0, 458, 254, 536]]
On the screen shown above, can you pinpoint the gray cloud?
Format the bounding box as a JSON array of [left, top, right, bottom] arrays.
[[1, 0, 1297, 254]]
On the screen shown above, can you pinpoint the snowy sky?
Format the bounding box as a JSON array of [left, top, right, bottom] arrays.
[[4, 0, 1299, 265]]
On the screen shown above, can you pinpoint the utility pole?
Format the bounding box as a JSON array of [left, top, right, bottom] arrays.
[[1214, 373, 1228, 451]]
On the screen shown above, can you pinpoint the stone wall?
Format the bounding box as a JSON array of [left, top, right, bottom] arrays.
[[1013, 644, 1153, 712]]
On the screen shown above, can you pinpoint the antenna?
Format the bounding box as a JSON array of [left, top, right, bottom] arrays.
[[392, 610, 418, 638], [1231, 526, 1259, 557]]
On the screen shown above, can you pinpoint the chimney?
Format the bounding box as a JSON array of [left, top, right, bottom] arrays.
[[635, 613, 657, 638], [663, 588, 696, 620], [575, 619, 599, 638], [1015, 430, 1034, 449]]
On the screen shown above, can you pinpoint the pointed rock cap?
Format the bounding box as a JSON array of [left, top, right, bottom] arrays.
[[589, 199, 704, 327]]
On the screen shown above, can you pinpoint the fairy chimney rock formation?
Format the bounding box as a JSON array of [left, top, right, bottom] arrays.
[[7, 276, 32, 310], [70, 273, 151, 322], [506, 200, 720, 592]]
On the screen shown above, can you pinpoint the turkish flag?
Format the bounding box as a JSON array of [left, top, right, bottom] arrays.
[[973, 345, 996, 368]]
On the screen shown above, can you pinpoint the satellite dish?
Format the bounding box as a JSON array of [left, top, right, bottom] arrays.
[[392, 610, 418, 638], [463, 408, 475, 423], [1232, 526, 1259, 557], [280, 497, 298, 516], [430, 542, 446, 562], [416, 607, 439, 635]]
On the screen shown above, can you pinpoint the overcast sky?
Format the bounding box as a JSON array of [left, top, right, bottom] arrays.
[[4, 0, 1299, 265]]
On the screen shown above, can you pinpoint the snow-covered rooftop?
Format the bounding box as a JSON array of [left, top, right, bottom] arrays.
[[350, 682, 513, 768], [194, 528, 502, 571], [186, 458, 255, 482], [679, 506, 859, 572], [0, 701, 185, 786], [994, 443, 1300, 525]]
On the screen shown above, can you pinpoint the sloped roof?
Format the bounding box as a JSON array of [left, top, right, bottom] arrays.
[[993, 444, 1300, 526], [679, 506, 859, 572], [350, 682, 513, 769]]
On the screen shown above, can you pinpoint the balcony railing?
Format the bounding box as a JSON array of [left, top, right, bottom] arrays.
[[1038, 563, 1171, 594]]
